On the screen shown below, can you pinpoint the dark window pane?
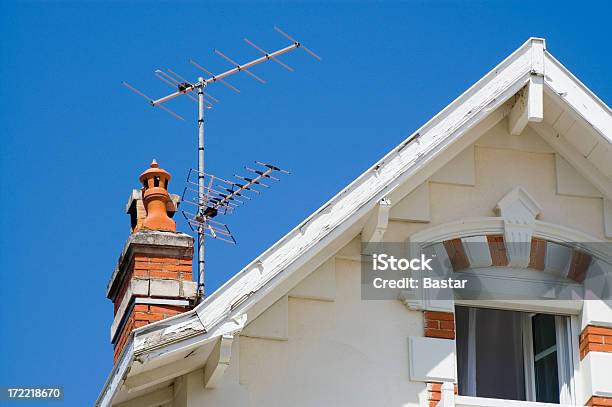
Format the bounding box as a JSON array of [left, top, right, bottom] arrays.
[[534, 353, 559, 403], [532, 314, 559, 403], [532, 314, 556, 354]]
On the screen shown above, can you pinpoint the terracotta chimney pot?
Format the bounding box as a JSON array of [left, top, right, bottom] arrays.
[[139, 160, 176, 232]]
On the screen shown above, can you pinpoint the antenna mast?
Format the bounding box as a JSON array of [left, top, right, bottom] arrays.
[[197, 78, 206, 297], [123, 27, 320, 299]]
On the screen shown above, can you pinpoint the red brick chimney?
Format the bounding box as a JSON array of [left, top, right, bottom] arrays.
[[107, 160, 197, 361]]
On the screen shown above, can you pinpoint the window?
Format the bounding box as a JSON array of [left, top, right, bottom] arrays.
[[455, 306, 574, 404]]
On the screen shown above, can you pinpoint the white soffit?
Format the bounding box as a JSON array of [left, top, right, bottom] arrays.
[[541, 52, 612, 187], [430, 145, 476, 186]]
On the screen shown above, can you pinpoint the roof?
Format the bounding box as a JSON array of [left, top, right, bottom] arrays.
[[96, 37, 612, 406]]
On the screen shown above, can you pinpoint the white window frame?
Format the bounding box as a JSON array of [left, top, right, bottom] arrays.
[[455, 302, 579, 405], [522, 313, 576, 404]]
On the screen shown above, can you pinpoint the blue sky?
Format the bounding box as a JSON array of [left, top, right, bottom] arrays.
[[0, 1, 610, 405]]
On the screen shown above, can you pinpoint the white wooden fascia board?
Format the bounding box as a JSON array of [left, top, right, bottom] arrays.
[[530, 121, 612, 202], [132, 312, 206, 355], [95, 339, 134, 407], [132, 313, 244, 365], [544, 52, 612, 144]]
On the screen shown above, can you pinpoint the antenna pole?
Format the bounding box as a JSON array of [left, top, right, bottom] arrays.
[[197, 77, 206, 297]]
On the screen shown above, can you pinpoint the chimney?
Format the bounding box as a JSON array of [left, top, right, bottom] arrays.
[[108, 160, 197, 361]]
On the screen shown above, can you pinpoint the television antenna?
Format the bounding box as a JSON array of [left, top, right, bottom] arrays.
[[122, 27, 320, 298]]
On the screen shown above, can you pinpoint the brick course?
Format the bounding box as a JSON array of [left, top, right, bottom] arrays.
[[580, 325, 612, 360], [424, 311, 455, 340]]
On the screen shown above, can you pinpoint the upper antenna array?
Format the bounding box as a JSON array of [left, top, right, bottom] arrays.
[[123, 26, 320, 118], [122, 26, 319, 298]]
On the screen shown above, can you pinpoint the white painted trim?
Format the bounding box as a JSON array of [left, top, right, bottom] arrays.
[[454, 395, 575, 407], [523, 313, 537, 402], [95, 338, 134, 407], [361, 198, 392, 249], [543, 52, 611, 143], [556, 315, 575, 404], [203, 333, 233, 389]]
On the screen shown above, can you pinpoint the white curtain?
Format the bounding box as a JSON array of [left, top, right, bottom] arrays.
[[456, 307, 526, 401]]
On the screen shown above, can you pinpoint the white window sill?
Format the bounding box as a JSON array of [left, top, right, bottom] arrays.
[[454, 395, 576, 407]]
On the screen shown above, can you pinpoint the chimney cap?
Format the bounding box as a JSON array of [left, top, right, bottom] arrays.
[[139, 159, 171, 183]]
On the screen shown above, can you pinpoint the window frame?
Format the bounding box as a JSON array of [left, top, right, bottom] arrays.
[[454, 302, 579, 405]]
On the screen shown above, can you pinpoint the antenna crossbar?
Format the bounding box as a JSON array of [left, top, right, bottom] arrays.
[[152, 42, 299, 106]]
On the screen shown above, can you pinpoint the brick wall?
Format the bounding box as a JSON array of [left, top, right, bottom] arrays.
[[424, 311, 455, 339], [580, 325, 612, 360]]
